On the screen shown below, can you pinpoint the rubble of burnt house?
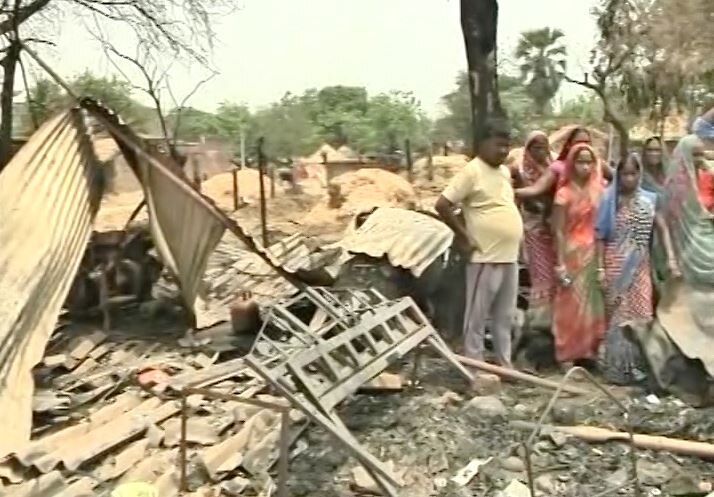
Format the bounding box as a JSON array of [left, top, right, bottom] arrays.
[[3, 100, 714, 497]]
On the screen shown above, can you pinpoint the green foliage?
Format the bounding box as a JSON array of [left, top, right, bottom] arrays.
[[169, 107, 222, 142], [27, 72, 150, 131], [431, 71, 536, 146], [214, 101, 252, 141], [27, 74, 430, 159], [590, 0, 713, 124], [558, 94, 603, 125], [501, 84, 535, 141], [27, 78, 65, 125], [431, 72, 472, 149], [352, 91, 429, 153], [311, 86, 369, 146], [515, 27, 567, 115], [248, 87, 428, 158], [252, 93, 321, 159]]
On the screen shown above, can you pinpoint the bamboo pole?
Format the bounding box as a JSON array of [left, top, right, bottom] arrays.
[[511, 421, 714, 459], [455, 354, 590, 395], [257, 136, 268, 247]]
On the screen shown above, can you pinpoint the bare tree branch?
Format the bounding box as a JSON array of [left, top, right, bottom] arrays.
[[101, 41, 172, 150], [564, 73, 628, 160], [0, 0, 50, 35], [167, 70, 217, 142], [18, 52, 38, 130]]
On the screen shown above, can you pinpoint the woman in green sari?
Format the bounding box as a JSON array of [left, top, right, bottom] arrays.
[[641, 136, 668, 195], [640, 136, 669, 297], [639, 134, 714, 401]]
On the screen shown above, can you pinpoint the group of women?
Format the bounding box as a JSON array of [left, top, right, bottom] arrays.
[[511, 125, 714, 386]]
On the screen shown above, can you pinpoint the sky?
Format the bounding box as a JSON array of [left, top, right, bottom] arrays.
[[38, 0, 599, 117]]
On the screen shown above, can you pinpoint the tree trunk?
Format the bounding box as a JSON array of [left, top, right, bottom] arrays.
[[0, 41, 20, 170], [460, 0, 503, 155], [595, 88, 629, 161]]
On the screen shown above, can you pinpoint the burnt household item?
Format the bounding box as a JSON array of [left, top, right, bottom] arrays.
[[245, 287, 473, 497], [230, 291, 260, 335]]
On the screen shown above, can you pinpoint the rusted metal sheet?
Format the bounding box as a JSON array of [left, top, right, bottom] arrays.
[[93, 439, 149, 482], [200, 409, 279, 481], [338, 207, 454, 277], [80, 99, 307, 303], [192, 235, 298, 329], [0, 109, 104, 457], [5, 470, 67, 497], [192, 232, 338, 329]]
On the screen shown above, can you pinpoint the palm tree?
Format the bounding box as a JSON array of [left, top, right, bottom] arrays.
[[515, 27, 567, 115]]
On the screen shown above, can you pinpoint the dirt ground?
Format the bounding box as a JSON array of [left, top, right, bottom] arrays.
[[86, 158, 714, 497], [289, 357, 714, 497], [96, 163, 430, 243]]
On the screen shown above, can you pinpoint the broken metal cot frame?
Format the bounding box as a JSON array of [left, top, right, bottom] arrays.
[[522, 366, 642, 497], [175, 386, 291, 497], [245, 288, 473, 497]]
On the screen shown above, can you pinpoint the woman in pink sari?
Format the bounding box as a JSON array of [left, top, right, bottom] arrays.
[[517, 131, 556, 328], [515, 127, 592, 200]]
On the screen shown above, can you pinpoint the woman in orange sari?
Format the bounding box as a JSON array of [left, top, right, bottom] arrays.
[[551, 143, 606, 365]]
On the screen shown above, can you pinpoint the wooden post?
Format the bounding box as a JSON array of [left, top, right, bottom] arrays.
[[427, 144, 434, 181], [270, 164, 276, 199], [405, 138, 413, 183], [238, 128, 246, 207], [257, 137, 269, 247], [232, 168, 239, 211]]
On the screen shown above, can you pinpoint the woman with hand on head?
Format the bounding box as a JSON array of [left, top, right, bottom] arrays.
[[516, 131, 557, 329], [515, 126, 592, 201], [551, 143, 606, 367], [595, 153, 679, 385]]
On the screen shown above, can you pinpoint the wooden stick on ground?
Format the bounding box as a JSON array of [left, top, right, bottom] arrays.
[[511, 421, 714, 459], [455, 354, 590, 396]]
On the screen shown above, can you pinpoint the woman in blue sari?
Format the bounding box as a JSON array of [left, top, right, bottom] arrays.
[[595, 153, 679, 385]]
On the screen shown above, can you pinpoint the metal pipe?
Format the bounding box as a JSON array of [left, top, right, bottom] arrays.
[[180, 393, 188, 492], [278, 410, 290, 497]]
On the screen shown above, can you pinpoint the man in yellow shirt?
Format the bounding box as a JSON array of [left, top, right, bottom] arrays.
[[435, 119, 523, 376]]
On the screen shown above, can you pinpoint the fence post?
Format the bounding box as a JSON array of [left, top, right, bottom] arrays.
[[257, 137, 269, 247]]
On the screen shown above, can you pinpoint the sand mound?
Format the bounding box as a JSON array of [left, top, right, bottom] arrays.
[[332, 168, 416, 212], [95, 190, 146, 231], [412, 154, 469, 194], [201, 169, 284, 210], [304, 168, 417, 234], [94, 169, 283, 231]]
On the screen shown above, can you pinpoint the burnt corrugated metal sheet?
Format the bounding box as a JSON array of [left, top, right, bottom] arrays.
[[337, 207, 454, 277], [138, 153, 226, 310], [0, 110, 104, 457], [81, 99, 306, 308]]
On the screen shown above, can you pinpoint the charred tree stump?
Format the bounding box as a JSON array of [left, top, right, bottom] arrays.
[[460, 0, 504, 154]]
